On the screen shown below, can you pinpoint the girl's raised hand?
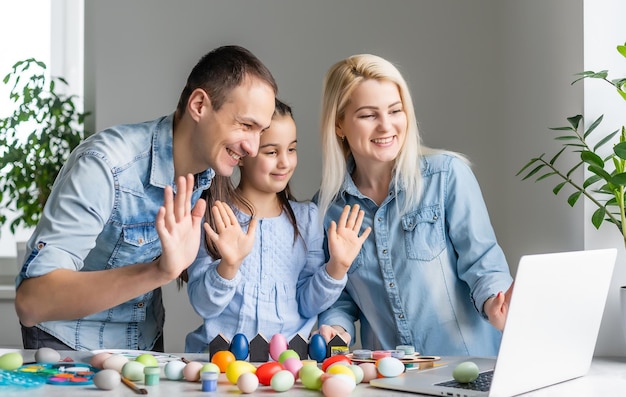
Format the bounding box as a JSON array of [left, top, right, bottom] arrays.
[[204, 201, 257, 279], [326, 204, 371, 279]]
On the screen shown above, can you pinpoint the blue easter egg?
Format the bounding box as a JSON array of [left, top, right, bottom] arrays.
[[230, 333, 250, 360], [308, 334, 327, 362]]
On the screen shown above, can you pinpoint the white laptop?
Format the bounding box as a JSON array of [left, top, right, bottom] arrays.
[[370, 248, 617, 397]]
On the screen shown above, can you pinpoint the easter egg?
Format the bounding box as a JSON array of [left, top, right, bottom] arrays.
[[102, 354, 129, 372], [299, 364, 324, 390], [358, 362, 378, 383], [164, 360, 186, 380], [349, 364, 365, 384], [200, 362, 221, 375], [256, 361, 284, 386], [225, 360, 256, 384], [211, 350, 236, 373], [90, 352, 112, 369], [322, 374, 356, 397], [376, 356, 405, 377], [230, 333, 249, 360], [282, 357, 303, 379], [453, 361, 480, 383], [278, 349, 299, 363], [308, 333, 327, 362], [0, 352, 23, 370], [237, 371, 259, 394], [327, 363, 356, 380], [135, 353, 158, 367], [269, 334, 289, 361], [35, 347, 60, 363], [183, 361, 203, 381], [322, 354, 351, 371], [121, 360, 145, 381], [93, 369, 121, 390], [270, 369, 295, 392]]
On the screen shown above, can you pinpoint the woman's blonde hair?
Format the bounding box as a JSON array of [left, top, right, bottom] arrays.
[[317, 54, 455, 220]]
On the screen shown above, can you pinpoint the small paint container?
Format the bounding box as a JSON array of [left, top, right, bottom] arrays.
[[352, 349, 372, 360], [395, 345, 416, 355], [372, 350, 391, 360], [390, 349, 405, 359], [144, 366, 160, 386], [201, 371, 218, 392]]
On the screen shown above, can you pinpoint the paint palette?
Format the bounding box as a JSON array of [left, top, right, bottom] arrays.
[[18, 363, 97, 385]]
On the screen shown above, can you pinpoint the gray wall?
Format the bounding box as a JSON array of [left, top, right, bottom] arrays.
[[81, 0, 620, 354]]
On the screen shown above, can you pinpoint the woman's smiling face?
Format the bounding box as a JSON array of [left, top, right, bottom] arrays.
[[337, 79, 407, 166]]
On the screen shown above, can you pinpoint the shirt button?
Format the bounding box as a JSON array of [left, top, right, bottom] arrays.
[[382, 249, 388, 254], [137, 302, 144, 308], [389, 282, 394, 288], [138, 238, 144, 244], [433, 215, 438, 221], [378, 217, 382, 222], [399, 314, 405, 319]]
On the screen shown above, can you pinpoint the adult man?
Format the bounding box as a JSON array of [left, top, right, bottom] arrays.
[[15, 45, 277, 351]]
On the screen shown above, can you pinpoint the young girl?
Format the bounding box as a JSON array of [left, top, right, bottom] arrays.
[[185, 99, 370, 353]]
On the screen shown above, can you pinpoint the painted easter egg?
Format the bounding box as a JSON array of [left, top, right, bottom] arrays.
[[225, 360, 256, 384], [308, 333, 327, 362], [237, 371, 259, 394], [269, 334, 289, 362], [0, 352, 23, 370], [376, 356, 405, 377], [35, 347, 60, 363], [121, 361, 145, 381], [93, 369, 121, 390], [256, 361, 284, 386], [270, 369, 295, 392], [164, 360, 186, 380], [453, 361, 480, 383], [322, 354, 351, 371], [230, 333, 250, 360]]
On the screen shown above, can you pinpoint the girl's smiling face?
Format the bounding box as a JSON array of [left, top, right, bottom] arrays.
[[239, 114, 297, 196]]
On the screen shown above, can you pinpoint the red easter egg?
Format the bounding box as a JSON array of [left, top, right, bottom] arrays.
[[255, 361, 284, 386], [322, 354, 352, 372]]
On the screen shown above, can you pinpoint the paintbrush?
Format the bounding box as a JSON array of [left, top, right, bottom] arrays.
[[121, 376, 148, 394]]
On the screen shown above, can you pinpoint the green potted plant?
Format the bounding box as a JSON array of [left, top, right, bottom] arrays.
[[517, 42, 626, 247], [0, 58, 89, 235]]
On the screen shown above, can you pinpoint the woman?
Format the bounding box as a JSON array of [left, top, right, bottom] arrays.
[[315, 54, 513, 356]]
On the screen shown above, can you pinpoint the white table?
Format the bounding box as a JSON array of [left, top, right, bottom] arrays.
[[2, 350, 626, 396]]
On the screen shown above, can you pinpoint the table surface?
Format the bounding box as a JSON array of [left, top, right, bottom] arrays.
[[2, 350, 626, 396]]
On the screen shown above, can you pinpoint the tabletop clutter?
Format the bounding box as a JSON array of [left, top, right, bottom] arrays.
[[0, 332, 475, 396]]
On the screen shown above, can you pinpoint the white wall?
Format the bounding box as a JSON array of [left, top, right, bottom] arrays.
[[583, 0, 626, 356], [71, 0, 623, 355]]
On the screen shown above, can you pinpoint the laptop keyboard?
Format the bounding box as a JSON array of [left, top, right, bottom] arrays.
[[435, 370, 494, 392]]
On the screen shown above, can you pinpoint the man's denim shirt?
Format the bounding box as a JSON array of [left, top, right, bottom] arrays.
[[16, 114, 213, 351], [318, 154, 513, 356]]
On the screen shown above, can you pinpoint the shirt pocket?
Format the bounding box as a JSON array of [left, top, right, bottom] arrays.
[[347, 250, 365, 275], [109, 223, 161, 268], [401, 205, 445, 261]]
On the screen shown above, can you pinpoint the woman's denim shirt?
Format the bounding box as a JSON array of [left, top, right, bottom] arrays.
[[317, 154, 512, 356], [16, 114, 213, 351]]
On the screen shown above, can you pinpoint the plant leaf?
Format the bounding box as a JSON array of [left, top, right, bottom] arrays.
[[567, 191, 582, 206], [553, 181, 567, 195], [581, 150, 604, 168], [592, 207, 606, 229], [612, 172, 626, 186], [583, 115, 603, 138]]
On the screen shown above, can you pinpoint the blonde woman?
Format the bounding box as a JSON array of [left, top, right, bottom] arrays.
[[315, 54, 513, 356]]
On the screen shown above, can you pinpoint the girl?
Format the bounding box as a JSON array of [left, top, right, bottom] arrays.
[[185, 99, 370, 353]]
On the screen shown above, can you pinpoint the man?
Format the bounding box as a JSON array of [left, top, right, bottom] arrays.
[[15, 45, 277, 351]]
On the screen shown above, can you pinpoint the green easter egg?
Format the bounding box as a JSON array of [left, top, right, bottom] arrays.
[[452, 361, 479, 383], [135, 353, 158, 367], [0, 352, 24, 370], [278, 349, 299, 363]]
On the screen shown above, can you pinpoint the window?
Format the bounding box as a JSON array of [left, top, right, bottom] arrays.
[[0, 0, 83, 260]]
